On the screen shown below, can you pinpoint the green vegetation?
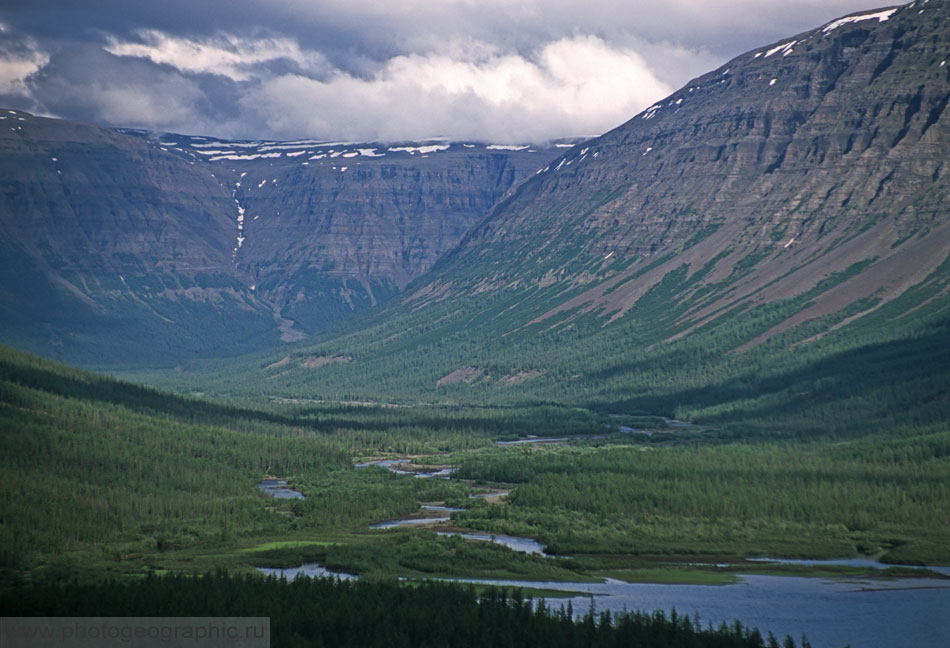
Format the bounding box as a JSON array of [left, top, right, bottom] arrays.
[[0, 571, 814, 648], [2, 341, 947, 646], [452, 435, 950, 563], [143, 246, 950, 457]]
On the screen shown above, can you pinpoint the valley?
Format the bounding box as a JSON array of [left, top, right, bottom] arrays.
[[2, 1, 949, 646]]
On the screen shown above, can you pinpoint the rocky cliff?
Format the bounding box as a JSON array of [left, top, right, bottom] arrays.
[[0, 115, 570, 365], [248, 1, 950, 424]]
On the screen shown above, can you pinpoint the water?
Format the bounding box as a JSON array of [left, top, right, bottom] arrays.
[[257, 562, 949, 646], [257, 479, 305, 499], [748, 556, 950, 577], [439, 574, 950, 647], [435, 531, 548, 555], [258, 563, 356, 581], [493, 437, 569, 446], [354, 459, 455, 478], [368, 506, 463, 529], [370, 516, 451, 529]]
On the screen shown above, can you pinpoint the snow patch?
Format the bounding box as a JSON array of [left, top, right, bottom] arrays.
[[285, 150, 308, 157], [769, 78, 777, 86], [486, 144, 529, 151], [822, 8, 897, 33], [357, 148, 384, 157], [208, 152, 282, 161], [388, 144, 451, 155], [642, 147, 653, 156], [764, 40, 796, 58], [191, 141, 260, 149], [642, 103, 663, 120]]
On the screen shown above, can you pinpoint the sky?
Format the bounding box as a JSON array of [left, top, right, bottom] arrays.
[[0, 0, 892, 143]]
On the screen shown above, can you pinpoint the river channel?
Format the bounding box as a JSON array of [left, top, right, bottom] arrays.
[[261, 465, 949, 646]]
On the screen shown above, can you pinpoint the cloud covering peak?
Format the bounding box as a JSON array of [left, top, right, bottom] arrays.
[[0, 0, 888, 142]]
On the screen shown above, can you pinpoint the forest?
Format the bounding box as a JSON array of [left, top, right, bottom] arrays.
[[1, 342, 948, 646], [1, 571, 816, 648]]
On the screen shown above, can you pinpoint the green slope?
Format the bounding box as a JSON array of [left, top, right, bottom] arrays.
[[160, 1, 950, 439]]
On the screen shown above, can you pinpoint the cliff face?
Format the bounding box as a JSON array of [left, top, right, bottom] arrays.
[[0, 114, 569, 365], [0, 111, 278, 366], [248, 1, 950, 412], [153, 137, 567, 333]]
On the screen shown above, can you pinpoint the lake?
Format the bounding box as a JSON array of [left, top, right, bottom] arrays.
[[257, 479, 305, 499]]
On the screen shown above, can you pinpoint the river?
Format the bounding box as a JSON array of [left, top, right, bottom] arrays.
[[260, 561, 949, 647]]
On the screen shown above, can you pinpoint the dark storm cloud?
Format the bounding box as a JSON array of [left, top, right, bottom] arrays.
[[0, 0, 896, 142]]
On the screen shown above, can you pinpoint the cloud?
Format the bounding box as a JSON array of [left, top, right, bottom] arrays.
[[0, 28, 48, 104], [0, 0, 897, 141], [246, 35, 672, 142], [27, 45, 211, 132], [103, 30, 332, 82]]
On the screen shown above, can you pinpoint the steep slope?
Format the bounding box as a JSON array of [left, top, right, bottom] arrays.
[[240, 1, 950, 432], [127, 134, 574, 333], [0, 110, 278, 367], [0, 115, 570, 366]]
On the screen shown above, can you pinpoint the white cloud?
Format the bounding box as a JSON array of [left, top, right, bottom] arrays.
[[104, 30, 330, 81], [0, 37, 49, 98], [247, 35, 671, 142], [0, 0, 895, 141]]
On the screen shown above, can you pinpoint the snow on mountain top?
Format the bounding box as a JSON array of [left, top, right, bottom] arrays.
[[822, 8, 898, 33], [388, 144, 451, 155], [764, 40, 796, 58]]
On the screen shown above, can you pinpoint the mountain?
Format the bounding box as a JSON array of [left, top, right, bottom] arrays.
[[0, 115, 571, 366], [121, 133, 575, 335], [232, 1, 950, 432], [0, 111, 276, 367]]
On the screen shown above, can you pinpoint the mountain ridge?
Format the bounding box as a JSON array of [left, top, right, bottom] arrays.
[[212, 0, 949, 434], [0, 114, 573, 365]]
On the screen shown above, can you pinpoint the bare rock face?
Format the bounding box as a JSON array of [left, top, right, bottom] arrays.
[[0, 110, 278, 366], [0, 113, 570, 365]]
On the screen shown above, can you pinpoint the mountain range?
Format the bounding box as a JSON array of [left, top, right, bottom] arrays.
[[1, 0, 948, 435], [0, 116, 572, 366], [207, 0, 949, 433]]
